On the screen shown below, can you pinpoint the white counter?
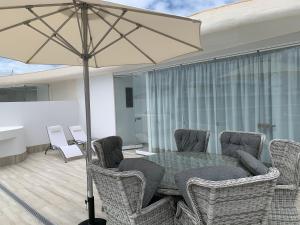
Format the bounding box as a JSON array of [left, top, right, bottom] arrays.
[[0, 126, 26, 158]]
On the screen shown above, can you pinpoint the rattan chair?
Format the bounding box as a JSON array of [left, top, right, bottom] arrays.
[[269, 139, 300, 225], [219, 131, 265, 159], [174, 168, 279, 225], [92, 136, 124, 168], [89, 162, 175, 225], [174, 129, 210, 152]]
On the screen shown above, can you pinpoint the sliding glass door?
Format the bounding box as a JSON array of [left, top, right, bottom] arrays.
[[114, 75, 148, 149]]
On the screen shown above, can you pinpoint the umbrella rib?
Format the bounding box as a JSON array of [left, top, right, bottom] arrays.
[[26, 10, 78, 63], [0, 6, 72, 33], [87, 17, 98, 67], [73, 0, 83, 46], [90, 10, 127, 55], [90, 8, 156, 64], [25, 23, 81, 57], [0, 3, 73, 10], [123, 37, 156, 64], [27, 7, 81, 56], [92, 6, 202, 51], [92, 26, 140, 57], [87, 21, 93, 52]]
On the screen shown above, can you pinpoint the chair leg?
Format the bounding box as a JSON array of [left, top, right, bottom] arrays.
[[45, 145, 51, 155]]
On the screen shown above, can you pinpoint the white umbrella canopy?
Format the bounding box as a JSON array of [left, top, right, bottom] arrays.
[[0, 0, 202, 67], [0, 1, 202, 224]]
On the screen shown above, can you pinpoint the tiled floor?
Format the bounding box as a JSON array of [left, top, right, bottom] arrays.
[[0, 150, 299, 224], [0, 150, 142, 225]]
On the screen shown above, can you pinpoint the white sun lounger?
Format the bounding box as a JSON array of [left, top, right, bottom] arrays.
[[69, 125, 96, 153], [69, 125, 87, 145], [46, 125, 83, 163]]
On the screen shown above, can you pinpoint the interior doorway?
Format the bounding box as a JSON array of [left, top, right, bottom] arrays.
[[114, 75, 148, 150]]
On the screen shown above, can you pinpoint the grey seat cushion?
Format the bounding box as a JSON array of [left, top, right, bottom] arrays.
[[174, 129, 209, 152], [119, 158, 165, 208], [94, 136, 124, 168], [175, 166, 249, 209], [237, 150, 268, 176], [220, 132, 262, 158]]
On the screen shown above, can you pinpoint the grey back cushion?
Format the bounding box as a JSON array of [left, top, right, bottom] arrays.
[[174, 129, 209, 152], [220, 132, 262, 159], [94, 136, 124, 168], [237, 150, 268, 176], [175, 166, 249, 209], [119, 158, 165, 208]]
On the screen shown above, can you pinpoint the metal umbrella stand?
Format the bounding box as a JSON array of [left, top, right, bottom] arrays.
[[80, 4, 102, 224]]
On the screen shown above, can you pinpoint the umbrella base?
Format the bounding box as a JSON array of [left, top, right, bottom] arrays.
[[78, 197, 106, 225], [78, 218, 106, 225]]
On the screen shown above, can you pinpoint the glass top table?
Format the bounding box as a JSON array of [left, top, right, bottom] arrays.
[[146, 152, 239, 195]]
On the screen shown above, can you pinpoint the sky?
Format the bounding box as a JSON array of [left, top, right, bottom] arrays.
[[109, 0, 235, 16], [0, 0, 235, 76]]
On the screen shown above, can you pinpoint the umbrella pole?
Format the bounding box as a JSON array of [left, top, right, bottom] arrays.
[[79, 3, 106, 225]]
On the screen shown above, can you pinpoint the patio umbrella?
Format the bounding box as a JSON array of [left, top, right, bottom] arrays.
[[0, 0, 202, 224]]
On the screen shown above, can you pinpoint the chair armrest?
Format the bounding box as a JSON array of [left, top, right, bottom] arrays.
[[140, 196, 174, 215], [175, 201, 199, 225], [275, 184, 298, 190], [130, 197, 175, 220]]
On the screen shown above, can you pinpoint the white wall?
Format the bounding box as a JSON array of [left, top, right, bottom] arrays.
[[76, 73, 116, 139], [0, 101, 79, 146], [49, 80, 77, 101]]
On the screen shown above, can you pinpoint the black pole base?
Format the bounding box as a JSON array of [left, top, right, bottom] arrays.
[[78, 218, 106, 225], [78, 197, 106, 225]]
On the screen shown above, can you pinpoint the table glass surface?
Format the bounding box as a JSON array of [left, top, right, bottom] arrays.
[[146, 152, 239, 193]]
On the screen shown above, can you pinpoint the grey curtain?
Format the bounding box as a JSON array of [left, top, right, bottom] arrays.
[[147, 46, 300, 161]]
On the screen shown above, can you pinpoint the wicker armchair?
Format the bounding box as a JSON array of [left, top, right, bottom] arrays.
[[268, 139, 300, 225], [174, 129, 210, 152], [219, 131, 265, 159], [89, 162, 175, 225], [174, 168, 279, 225], [92, 136, 124, 168]]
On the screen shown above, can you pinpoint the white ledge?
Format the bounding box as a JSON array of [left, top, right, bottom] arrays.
[[0, 126, 26, 158]]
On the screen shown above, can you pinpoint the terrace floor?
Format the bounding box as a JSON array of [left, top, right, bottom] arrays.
[[0, 151, 299, 225], [0, 150, 140, 225]]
